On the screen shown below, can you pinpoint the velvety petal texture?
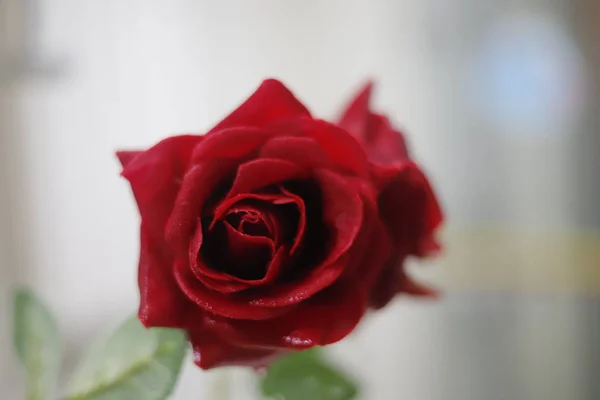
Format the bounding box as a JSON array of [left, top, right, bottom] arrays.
[[335, 81, 444, 309], [118, 78, 443, 370], [338, 82, 409, 163]]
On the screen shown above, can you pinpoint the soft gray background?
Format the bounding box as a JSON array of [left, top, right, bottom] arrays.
[[1, 0, 599, 399]]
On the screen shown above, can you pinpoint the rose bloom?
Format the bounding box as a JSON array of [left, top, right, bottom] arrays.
[[118, 79, 442, 369], [337, 82, 444, 308]]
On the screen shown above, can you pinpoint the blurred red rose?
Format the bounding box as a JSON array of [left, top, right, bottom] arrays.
[[338, 81, 410, 164], [118, 80, 394, 369], [337, 82, 444, 309]]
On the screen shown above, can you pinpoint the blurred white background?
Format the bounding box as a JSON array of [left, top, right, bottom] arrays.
[[1, 1, 598, 399]]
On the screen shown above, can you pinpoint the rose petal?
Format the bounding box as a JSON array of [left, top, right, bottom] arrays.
[[208, 279, 367, 350], [191, 127, 273, 165], [269, 118, 369, 177], [211, 192, 296, 231], [337, 81, 410, 163], [223, 220, 274, 255], [137, 227, 191, 328], [116, 150, 142, 168], [220, 221, 275, 279], [225, 203, 277, 239], [189, 269, 252, 294], [190, 331, 283, 369], [190, 269, 252, 294], [303, 119, 369, 177], [342, 178, 393, 291], [191, 246, 288, 293], [208, 79, 311, 134], [120, 135, 203, 240], [337, 81, 373, 141], [165, 159, 235, 258], [227, 158, 308, 199], [370, 162, 409, 191], [315, 169, 364, 266], [247, 256, 348, 308], [358, 218, 394, 292], [367, 113, 410, 163], [187, 220, 252, 293], [378, 162, 443, 256], [278, 186, 306, 255], [247, 170, 363, 308], [341, 179, 378, 270], [369, 259, 439, 309], [259, 136, 330, 169], [174, 259, 293, 320], [372, 161, 442, 309], [275, 279, 366, 348], [216, 189, 305, 254], [369, 257, 403, 310], [188, 218, 204, 262]]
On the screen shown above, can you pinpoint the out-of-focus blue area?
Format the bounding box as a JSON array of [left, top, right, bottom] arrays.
[[474, 14, 586, 138]]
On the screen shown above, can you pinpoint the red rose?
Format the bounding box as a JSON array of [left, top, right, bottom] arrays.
[[338, 81, 410, 164], [337, 82, 444, 309], [118, 80, 394, 369]]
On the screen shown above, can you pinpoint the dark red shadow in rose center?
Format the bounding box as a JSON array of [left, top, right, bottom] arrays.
[[199, 179, 329, 284], [225, 210, 272, 238]]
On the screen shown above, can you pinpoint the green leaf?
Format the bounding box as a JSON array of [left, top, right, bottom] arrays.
[[62, 315, 187, 400], [261, 348, 359, 400], [13, 286, 62, 400]]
